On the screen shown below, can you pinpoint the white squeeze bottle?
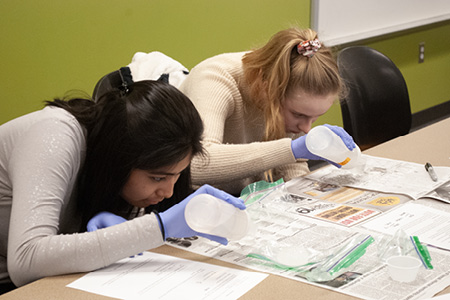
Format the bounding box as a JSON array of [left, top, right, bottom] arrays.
[[185, 194, 251, 241], [305, 125, 361, 169]]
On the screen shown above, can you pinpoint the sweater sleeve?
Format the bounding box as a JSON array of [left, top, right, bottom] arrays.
[[7, 114, 164, 287], [274, 160, 310, 182], [193, 138, 298, 184]]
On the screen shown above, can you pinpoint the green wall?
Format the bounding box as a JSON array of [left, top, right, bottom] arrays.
[[1, 1, 449, 126], [0, 0, 310, 124]]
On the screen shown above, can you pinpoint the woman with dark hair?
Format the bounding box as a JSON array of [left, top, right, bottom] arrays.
[[0, 79, 244, 290]]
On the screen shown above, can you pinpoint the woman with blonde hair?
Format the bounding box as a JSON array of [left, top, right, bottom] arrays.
[[180, 27, 355, 195]]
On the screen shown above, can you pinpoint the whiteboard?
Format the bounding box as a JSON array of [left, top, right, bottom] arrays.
[[311, 0, 450, 46]]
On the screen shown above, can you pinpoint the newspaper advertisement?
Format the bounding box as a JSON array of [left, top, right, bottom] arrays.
[[285, 176, 411, 227], [168, 180, 450, 300]]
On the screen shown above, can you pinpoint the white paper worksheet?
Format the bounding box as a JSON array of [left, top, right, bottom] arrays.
[[359, 201, 450, 250], [67, 251, 268, 300]]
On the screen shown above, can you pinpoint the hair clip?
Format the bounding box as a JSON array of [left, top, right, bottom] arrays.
[[119, 66, 133, 94], [297, 38, 322, 58]]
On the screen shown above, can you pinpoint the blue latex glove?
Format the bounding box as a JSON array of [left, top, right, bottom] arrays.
[[159, 184, 246, 245], [291, 124, 356, 167], [87, 211, 127, 232]]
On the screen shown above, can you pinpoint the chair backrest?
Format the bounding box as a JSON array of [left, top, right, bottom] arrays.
[[337, 46, 412, 150], [92, 70, 122, 102]]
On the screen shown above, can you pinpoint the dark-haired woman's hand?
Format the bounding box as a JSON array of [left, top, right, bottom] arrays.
[[158, 184, 245, 245], [87, 212, 144, 257], [87, 211, 127, 232]]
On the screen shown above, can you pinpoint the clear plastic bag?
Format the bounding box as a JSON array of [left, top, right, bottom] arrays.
[[241, 180, 377, 282], [377, 229, 433, 269], [247, 233, 375, 282], [247, 240, 323, 272], [304, 234, 374, 282], [240, 178, 286, 206]]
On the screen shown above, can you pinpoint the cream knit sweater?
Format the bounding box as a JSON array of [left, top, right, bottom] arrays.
[[180, 52, 309, 195]]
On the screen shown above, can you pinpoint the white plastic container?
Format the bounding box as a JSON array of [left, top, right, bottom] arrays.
[[185, 194, 250, 241], [305, 125, 361, 169], [386, 256, 422, 283]]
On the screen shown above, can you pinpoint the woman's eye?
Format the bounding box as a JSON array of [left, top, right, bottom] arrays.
[[151, 177, 165, 182]]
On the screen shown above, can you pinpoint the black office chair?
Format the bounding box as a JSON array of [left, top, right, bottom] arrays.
[[337, 46, 412, 150]]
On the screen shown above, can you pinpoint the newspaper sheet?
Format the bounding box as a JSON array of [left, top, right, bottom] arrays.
[[303, 155, 450, 203], [285, 176, 411, 227], [168, 179, 450, 300]]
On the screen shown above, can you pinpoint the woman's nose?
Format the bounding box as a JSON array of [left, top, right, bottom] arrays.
[[156, 178, 176, 199], [298, 119, 314, 134]]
